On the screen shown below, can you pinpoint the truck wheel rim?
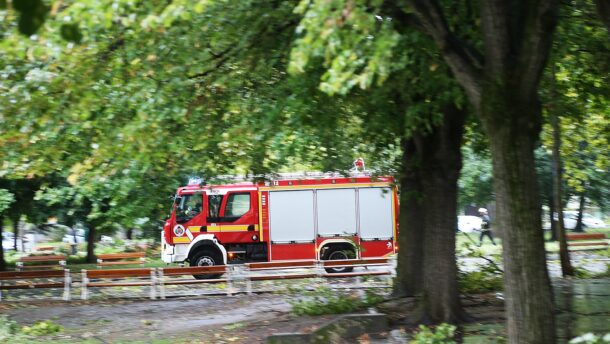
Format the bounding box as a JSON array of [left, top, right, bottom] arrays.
[[197, 256, 215, 266]]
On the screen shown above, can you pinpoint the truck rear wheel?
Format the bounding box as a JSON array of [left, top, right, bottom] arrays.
[[324, 248, 354, 273], [190, 249, 223, 279]]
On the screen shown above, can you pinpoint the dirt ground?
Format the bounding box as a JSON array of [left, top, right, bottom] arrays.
[[1, 291, 508, 344], [1, 293, 342, 343], [1, 276, 608, 343]]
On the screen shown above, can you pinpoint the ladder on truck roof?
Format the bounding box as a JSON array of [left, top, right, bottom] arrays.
[[209, 170, 377, 184]]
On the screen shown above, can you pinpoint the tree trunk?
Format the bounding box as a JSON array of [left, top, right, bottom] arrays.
[[126, 228, 133, 240], [394, 138, 425, 297], [86, 224, 96, 263], [482, 92, 555, 344], [11, 214, 19, 251], [0, 215, 6, 271], [548, 195, 557, 241], [594, 0, 610, 32], [574, 192, 586, 232], [551, 112, 574, 276], [418, 105, 467, 323], [394, 105, 467, 323]]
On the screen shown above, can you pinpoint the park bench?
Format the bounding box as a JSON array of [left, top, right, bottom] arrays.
[[567, 233, 608, 251], [81, 267, 156, 300], [35, 245, 55, 252], [0, 269, 71, 301], [16, 255, 67, 271], [96, 252, 146, 268], [157, 265, 231, 299]]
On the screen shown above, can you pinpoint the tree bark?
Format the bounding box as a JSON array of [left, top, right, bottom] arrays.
[[394, 138, 425, 297], [594, 0, 610, 32], [418, 105, 467, 323], [394, 105, 467, 323], [548, 195, 557, 241], [10, 214, 19, 251], [404, 0, 559, 341], [482, 91, 556, 343], [574, 191, 586, 232], [0, 215, 5, 271], [551, 112, 574, 276], [86, 223, 96, 263]]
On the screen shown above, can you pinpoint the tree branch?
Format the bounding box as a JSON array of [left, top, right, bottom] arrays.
[[403, 0, 483, 107], [513, 0, 559, 100]]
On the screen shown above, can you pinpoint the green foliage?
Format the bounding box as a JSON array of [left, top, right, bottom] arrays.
[[410, 323, 457, 344], [21, 320, 63, 336], [459, 268, 504, 294], [0, 316, 26, 342], [289, 286, 383, 316], [0, 188, 14, 213]]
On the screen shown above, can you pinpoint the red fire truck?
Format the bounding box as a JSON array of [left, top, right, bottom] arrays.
[[161, 173, 398, 274]]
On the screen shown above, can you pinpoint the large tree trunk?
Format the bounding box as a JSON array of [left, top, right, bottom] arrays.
[[394, 138, 425, 297], [482, 93, 555, 344], [394, 105, 467, 323], [11, 214, 19, 251], [0, 215, 5, 271], [551, 113, 574, 276], [86, 224, 96, 263], [418, 105, 467, 323]]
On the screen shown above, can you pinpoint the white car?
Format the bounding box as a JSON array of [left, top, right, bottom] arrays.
[[458, 215, 483, 233]]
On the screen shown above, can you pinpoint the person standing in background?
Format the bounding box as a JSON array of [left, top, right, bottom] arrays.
[[478, 208, 496, 246]]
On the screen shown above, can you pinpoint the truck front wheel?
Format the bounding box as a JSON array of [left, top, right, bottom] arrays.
[[324, 248, 354, 273], [190, 248, 223, 279]]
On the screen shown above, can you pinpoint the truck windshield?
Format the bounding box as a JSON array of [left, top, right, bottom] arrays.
[[176, 194, 202, 223]]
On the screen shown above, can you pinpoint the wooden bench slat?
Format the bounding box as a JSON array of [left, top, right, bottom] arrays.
[[248, 261, 315, 269], [161, 266, 227, 276], [86, 282, 152, 287], [1, 282, 65, 290], [19, 265, 65, 270], [324, 271, 391, 278], [0, 270, 65, 280], [323, 258, 389, 267], [251, 273, 317, 281], [19, 255, 66, 262], [566, 233, 606, 241], [161, 279, 229, 285], [97, 252, 146, 260], [97, 261, 144, 266], [86, 268, 153, 279]]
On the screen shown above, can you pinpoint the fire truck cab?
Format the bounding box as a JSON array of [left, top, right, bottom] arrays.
[[161, 174, 398, 273]]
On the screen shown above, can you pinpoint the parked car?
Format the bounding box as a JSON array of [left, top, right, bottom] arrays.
[[458, 215, 482, 233]]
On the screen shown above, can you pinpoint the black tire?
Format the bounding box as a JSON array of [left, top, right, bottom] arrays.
[[324, 249, 354, 273], [190, 248, 223, 279]]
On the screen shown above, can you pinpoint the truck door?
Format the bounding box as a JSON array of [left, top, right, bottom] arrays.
[[207, 191, 259, 237]]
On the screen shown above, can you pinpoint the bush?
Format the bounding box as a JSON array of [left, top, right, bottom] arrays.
[[289, 287, 384, 316], [21, 320, 63, 336], [410, 323, 457, 344], [459, 265, 503, 294]]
